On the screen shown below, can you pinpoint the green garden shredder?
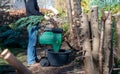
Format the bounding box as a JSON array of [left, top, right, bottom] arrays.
[[39, 28, 63, 52], [38, 28, 63, 66]]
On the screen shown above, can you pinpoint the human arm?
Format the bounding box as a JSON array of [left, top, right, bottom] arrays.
[[26, 0, 44, 16]]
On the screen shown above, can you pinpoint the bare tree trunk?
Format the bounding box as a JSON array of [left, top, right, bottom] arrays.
[[103, 11, 112, 74], [91, 6, 99, 59], [72, 0, 82, 50], [66, 0, 82, 50], [81, 14, 95, 74], [72, 0, 82, 16], [114, 13, 120, 59], [66, 0, 74, 40], [90, 6, 99, 74], [99, 10, 106, 74]]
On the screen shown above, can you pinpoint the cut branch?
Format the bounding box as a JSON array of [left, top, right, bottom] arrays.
[[81, 14, 95, 74], [103, 11, 112, 74], [66, 0, 73, 38], [90, 6, 100, 74], [90, 6, 99, 59], [114, 13, 120, 59], [99, 10, 106, 74]]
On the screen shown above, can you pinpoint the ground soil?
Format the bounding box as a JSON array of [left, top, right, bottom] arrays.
[[26, 43, 85, 74]]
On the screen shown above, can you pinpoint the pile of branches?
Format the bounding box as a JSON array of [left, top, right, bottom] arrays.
[[0, 10, 25, 26]]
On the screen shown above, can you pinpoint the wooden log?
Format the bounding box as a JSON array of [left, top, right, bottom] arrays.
[[103, 11, 112, 74], [66, 0, 78, 50], [114, 13, 120, 59], [99, 10, 106, 74], [90, 6, 99, 74], [66, 0, 82, 50], [81, 14, 94, 74], [1, 49, 32, 74], [90, 6, 99, 59], [113, 68, 120, 71]]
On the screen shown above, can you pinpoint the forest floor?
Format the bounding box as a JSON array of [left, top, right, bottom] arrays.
[[28, 45, 85, 74]]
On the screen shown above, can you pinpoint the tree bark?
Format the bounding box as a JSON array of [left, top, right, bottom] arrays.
[[90, 6, 99, 59], [103, 11, 112, 74], [66, 0, 74, 40], [72, 0, 82, 16], [1, 49, 32, 74], [90, 6, 100, 74], [114, 13, 120, 59], [81, 14, 95, 74], [99, 10, 106, 74], [66, 0, 82, 50], [72, 0, 82, 50]]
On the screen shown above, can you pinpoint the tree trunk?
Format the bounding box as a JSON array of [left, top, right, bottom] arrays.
[[72, 0, 82, 50], [72, 0, 81, 16], [90, 6, 99, 59], [81, 14, 95, 74], [66, 0, 74, 40], [114, 13, 120, 59], [103, 11, 112, 74], [99, 10, 106, 74], [90, 6, 100, 74], [66, 0, 82, 50]]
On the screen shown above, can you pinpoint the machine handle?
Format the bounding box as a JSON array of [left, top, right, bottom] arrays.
[[44, 28, 63, 33]]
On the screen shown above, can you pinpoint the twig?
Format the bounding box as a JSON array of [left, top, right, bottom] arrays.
[[99, 10, 106, 74], [113, 68, 120, 71], [64, 37, 77, 50]]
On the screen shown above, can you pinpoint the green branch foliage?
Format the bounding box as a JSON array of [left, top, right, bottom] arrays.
[[9, 16, 44, 30]]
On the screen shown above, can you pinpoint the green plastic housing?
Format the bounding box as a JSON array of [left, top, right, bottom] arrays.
[[39, 31, 62, 52]]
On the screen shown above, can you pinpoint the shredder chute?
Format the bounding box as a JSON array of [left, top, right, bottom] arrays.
[[39, 28, 63, 52]]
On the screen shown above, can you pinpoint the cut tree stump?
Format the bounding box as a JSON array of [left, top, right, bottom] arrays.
[[81, 14, 95, 74], [90, 6, 99, 59], [114, 13, 120, 59], [90, 6, 99, 74], [103, 11, 112, 74]]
